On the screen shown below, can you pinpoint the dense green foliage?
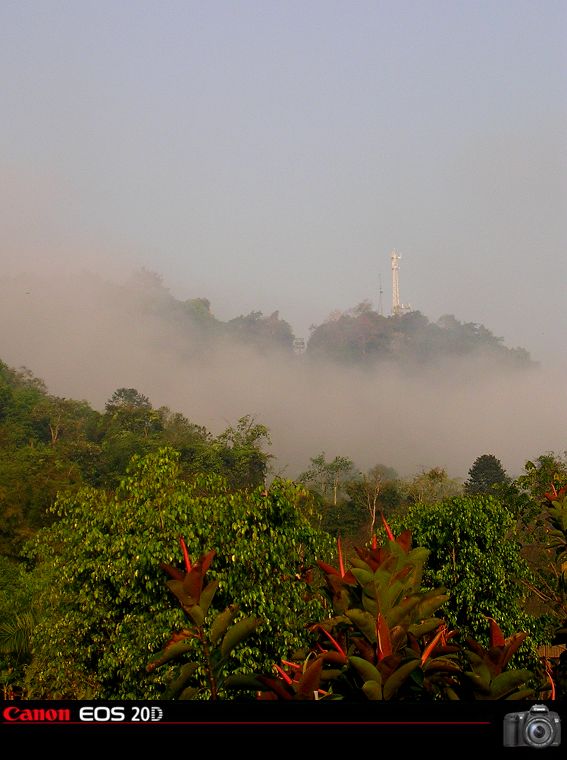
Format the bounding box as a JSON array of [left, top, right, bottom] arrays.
[[391, 496, 548, 650], [147, 549, 263, 700], [0, 358, 271, 556], [23, 448, 332, 699], [0, 556, 40, 696], [0, 349, 564, 700], [255, 530, 543, 702]]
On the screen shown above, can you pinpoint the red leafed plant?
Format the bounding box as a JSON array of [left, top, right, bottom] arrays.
[[256, 516, 541, 701], [148, 538, 261, 700]]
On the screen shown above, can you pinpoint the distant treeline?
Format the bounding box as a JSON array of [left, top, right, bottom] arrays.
[[133, 269, 533, 368], [0, 357, 270, 557]]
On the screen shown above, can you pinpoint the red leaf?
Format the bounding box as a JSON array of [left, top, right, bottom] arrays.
[[354, 546, 385, 572], [298, 658, 324, 699], [314, 624, 347, 658], [182, 567, 204, 601], [376, 612, 392, 661], [256, 691, 278, 700], [181, 550, 217, 602], [159, 562, 185, 581], [544, 660, 556, 701], [317, 560, 340, 577], [257, 676, 293, 700], [280, 659, 302, 671], [200, 549, 216, 573], [274, 664, 293, 685], [352, 637, 375, 662], [320, 650, 348, 666], [381, 511, 395, 542], [500, 632, 527, 670], [337, 535, 345, 578], [165, 629, 194, 647], [486, 617, 505, 648], [371, 535, 377, 550], [342, 570, 357, 584], [420, 625, 446, 665], [395, 529, 412, 554], [179, 537, 192, 573]]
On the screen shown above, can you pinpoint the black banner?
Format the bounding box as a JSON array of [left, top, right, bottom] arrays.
[[1, 699, 565, 749]]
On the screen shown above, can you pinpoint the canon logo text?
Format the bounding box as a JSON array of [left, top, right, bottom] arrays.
[[3, 707, 71, 722]]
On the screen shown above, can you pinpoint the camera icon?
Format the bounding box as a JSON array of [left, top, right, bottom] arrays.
[[503, 704, 561, 748]]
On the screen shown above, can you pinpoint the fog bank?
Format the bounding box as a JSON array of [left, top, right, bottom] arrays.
[[1, 270, 564, 479]]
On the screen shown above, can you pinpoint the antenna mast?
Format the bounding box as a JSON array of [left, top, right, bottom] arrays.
[[390, 249, 411, 315], [391, 250, 401, 315]]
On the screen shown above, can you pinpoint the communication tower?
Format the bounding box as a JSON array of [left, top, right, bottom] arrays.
[[390, 249, 411, 315]]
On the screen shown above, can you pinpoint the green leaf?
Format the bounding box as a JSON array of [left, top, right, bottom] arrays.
[[362, 679, 383, 700], [187, 604, 205, 627], [464, 671, 492, 695], [406, 547, 430, 566], [415, 594, 449, 620], [179, 686, 199, 700], [351, 568, 374, 588], [423, 656, 461, 674], [467, 652, 492, 687], [146, 641, 193, 672], [505, 688, 535, 700], [349, 656, 383, 685], [220, 617, 261, 659], [408, 618, 444, 638], [373, 568, 393, 592], [199, 580, 219, 616], [385, 579, 405, 609], [166, 579, 197, 609], [164, 662, 199, 699], [346, 609, 376, 642], [320, 668, 343, 682], [361, 594, 378, 616], [383, 660, 420, 700], [209, 604, 238, 646], [223, 674, 265, 690], [489, 669, 532, 699], [386, 594, 421, 628], [445, 686, 461, 700]]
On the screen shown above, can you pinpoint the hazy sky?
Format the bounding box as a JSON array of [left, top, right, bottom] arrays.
[[2, 1, 565, 360], [1, 2, 566, 478]]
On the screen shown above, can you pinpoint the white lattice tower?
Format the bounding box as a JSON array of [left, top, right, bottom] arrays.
[[391, 250, 401, 315]]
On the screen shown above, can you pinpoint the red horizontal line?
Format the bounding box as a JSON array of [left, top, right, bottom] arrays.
[[2, 721, 493, 726]]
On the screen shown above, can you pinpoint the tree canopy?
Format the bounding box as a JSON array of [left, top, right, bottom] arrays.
[[392, 495, 547, 649], [464, 454, 509, 495], [24, 448, 332, 699], [0, 358, 272, 556], [306, 308, 534, 368]]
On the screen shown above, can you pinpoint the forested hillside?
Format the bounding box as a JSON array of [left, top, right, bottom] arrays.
[[0, 358, 270, 557], [306, 302, 533, 368], [84, 270, 535, 368], [0, 351, 566, 701]]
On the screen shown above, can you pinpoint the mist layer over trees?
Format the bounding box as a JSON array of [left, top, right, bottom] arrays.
[[0, 268, 563, 480], [1, 277, 566, 700]]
